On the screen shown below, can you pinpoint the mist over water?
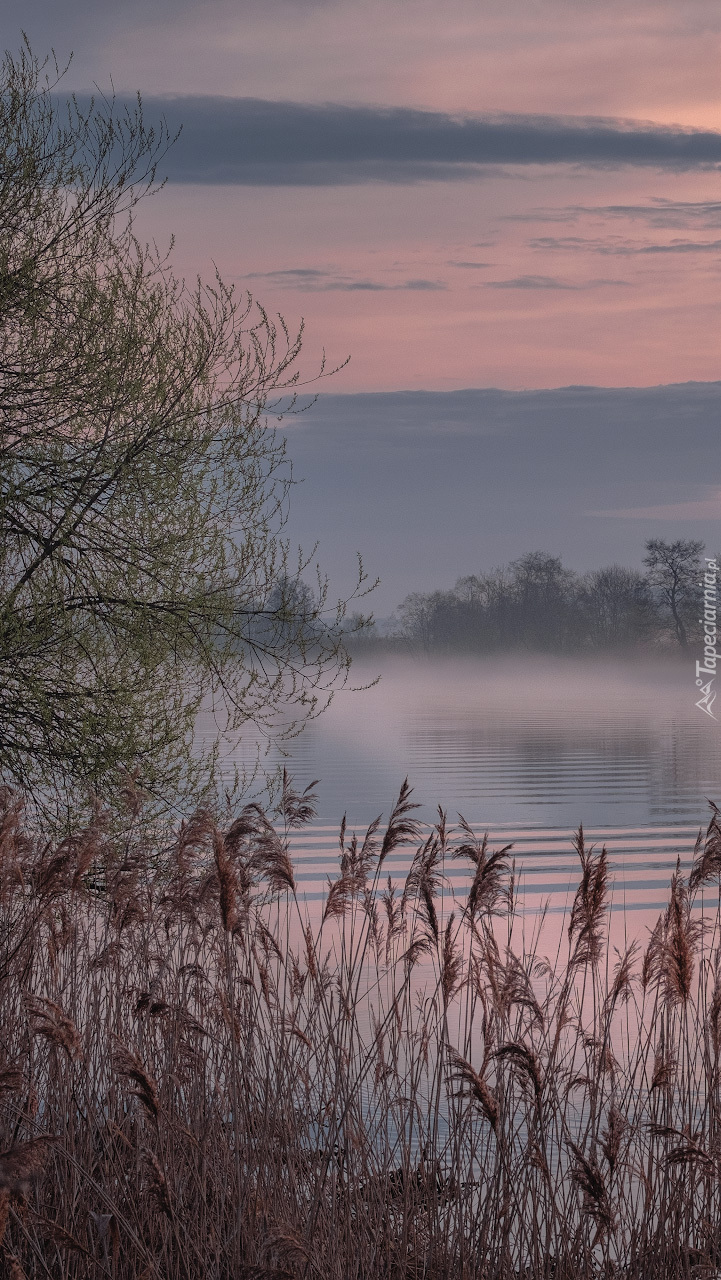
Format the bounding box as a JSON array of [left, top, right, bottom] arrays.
[[207, 655, 721, 919], [241, 656, 719, 826]]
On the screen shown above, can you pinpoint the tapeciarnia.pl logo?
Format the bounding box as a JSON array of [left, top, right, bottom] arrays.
[[696, 557, 718, 719]]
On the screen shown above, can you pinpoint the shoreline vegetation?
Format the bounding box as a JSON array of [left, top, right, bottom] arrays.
[[349, 544, 713, 658], [2, 779, 721, 1278]]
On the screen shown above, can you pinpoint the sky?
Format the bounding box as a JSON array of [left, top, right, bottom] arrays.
[[7, 0, 721, 391], [4, 3, 720, 606], [284, 383, 721, 610]]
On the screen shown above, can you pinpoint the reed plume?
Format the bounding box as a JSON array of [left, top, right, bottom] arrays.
[[112, 1042, 160, 1119], [568, 826, 609, 969], [0, 782, 716, 1278], [447, 1049, 499, 1133]]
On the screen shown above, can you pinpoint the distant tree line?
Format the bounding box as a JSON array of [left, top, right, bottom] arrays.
[[352, 540, 715, 655]]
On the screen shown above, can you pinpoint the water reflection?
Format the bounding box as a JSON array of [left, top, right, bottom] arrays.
[[205, 655, 721, 917], [223, 655, 720, 827]]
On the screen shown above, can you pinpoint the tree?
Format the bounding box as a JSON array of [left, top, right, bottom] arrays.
[[0, 44, 366, 804], [396, 591, 450, 652], [581, 565, 656, 650], [507, 551, 581, 651], [643, 538, 703, 649]]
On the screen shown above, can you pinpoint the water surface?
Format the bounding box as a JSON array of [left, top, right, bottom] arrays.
[[210, 655, 721, 917]]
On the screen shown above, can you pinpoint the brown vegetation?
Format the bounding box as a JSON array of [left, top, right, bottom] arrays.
[[0, 777, 720, 1277]]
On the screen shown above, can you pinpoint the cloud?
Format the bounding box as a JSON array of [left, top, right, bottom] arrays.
[[282, 384, 721, 611], [635, 239, 721, 254], [530, 236, 636, 252], [247, 267, 328, 279], [243, 267, 446, 290], [531, 235, 721, 255], [590, 490, 721, 520], [486, 275, 578, 290], [448, 260, 494, 268], [484, 274, 630, 290], [93, 97, 721, 185], [325, 278, 447, 291], [508, 199, 721, 228]]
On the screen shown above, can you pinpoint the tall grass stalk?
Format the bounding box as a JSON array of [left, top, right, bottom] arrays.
[[0, 779, 720, 1278]]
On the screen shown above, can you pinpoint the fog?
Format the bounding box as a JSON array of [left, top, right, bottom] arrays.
[[197, 653, 716, 938], [213, 653, 717, 829]]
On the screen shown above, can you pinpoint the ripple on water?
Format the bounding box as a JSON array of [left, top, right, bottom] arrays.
[[198, 655, 721, 915]]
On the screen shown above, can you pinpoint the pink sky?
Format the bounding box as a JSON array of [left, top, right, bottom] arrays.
[[9, 0, 721, 390], [137, 165, 721, 391]]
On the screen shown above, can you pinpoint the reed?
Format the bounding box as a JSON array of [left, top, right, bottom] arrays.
[[0, 777, 720, 1278]]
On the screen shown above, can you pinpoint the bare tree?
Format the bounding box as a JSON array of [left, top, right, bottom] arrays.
[[507, 551, 580, 651], [581, 565, 656, 650], [643, 538, 704, 649]]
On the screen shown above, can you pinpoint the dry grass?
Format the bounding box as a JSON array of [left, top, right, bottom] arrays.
[[0, 776, 720, 1278]]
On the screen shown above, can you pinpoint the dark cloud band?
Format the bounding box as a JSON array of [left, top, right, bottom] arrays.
[[95, 97, 721, 185]]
